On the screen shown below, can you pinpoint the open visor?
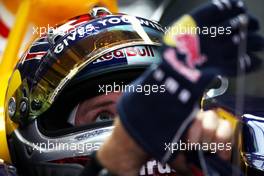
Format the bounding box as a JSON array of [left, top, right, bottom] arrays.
[[12, 15, 164, 122]]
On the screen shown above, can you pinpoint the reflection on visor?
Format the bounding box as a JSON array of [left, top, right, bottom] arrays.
[[27, 15, 163, 120]]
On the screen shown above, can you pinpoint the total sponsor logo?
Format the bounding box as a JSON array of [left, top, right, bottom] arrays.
[[93, 46, 155, 64], [140, 160, 176, 176]]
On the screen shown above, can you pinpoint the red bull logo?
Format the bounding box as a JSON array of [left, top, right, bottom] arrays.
[[93, 46, 155, 64], [163, 34, 207, 83], [175, 34, 206, 69]]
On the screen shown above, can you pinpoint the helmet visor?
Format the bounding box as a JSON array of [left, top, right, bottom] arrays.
[[28, 15, 163, 120]]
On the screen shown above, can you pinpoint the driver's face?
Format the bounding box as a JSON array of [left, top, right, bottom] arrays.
[[73, 92, 122, 126]]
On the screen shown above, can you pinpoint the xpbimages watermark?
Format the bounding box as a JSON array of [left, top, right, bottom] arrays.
[[164, 25, 232, 38], [98, 82, 166, 95], [31, 141, 103, 154], [164, 140, 232, 154]]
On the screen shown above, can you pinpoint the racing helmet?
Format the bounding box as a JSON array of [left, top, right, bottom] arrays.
[[4, 7, 165, 176]]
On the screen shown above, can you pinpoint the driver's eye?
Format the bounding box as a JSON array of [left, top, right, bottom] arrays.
[[95, 112, 114, 122]]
